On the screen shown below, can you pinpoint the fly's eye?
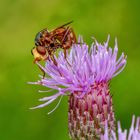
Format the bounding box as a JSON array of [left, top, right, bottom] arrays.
[[35, 32, 42, 40], [50, 43, 54, 47], [36, 46, 46, 55]]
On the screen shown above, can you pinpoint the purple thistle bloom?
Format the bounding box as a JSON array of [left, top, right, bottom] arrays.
[[101, 116, 140, 140], [29, 36, 127, 139]]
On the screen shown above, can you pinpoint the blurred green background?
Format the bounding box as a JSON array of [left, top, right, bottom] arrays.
[[0, 0, 140, 139]]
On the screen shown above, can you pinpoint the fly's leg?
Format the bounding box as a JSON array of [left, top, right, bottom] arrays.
[[61, 27, 71, 59], [51, 55, 57, 66], [50, 53, 58, 66], [62, 44, 72, 66], [33, 56, 49, 78], [64, 48, 67, 59]]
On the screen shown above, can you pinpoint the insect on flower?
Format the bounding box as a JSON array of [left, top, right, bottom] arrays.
[[29, 36, 128, 139], [31, 21, 77, 65]]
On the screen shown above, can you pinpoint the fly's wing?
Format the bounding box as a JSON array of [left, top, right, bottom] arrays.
[[51, 21, 73, 36], [50, 21, 77, 45], [53, 21, 73, 30]]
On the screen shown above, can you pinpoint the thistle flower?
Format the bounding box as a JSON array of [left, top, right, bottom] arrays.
[[101, 116, 140, 140], [29, 36, 126, 139]]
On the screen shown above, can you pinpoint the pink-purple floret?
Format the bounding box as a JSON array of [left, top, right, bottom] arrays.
[[101, 116, 140, 140]]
